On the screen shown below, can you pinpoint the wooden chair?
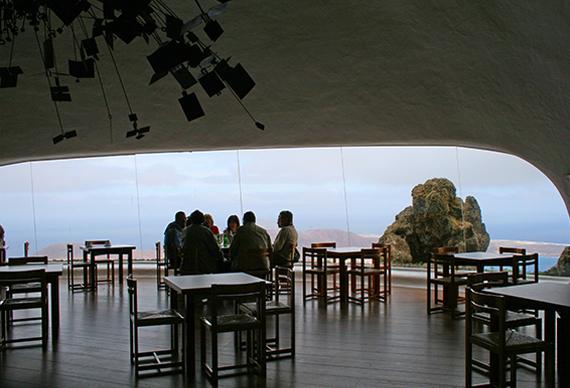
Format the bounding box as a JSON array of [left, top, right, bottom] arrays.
[[200, 282, 266, 383], [498, 246, 526, 272], [4, 256, 48, 326], [302, 247, 339, 304], [127, 276, 184, 377], [7, 256, 48, 295], [66, 244, 91, 292], [465, 287, 547, 387], [347, 248, 387, 307], [0, 269, 48, 350], [240, 266, 295, 360], [277, 245, 295, 295], [155, 241, 168, 290], [466, 272, 542, 377], [427, 247, 469, 318], [311, 242, 339, 290], [7, 256, 47, 265], [511, 253, 538, 285], [85, 240, 115, 285], [270, 243, 296, 269], [372, 243, 392, 295], [499, 247, 526, 255]]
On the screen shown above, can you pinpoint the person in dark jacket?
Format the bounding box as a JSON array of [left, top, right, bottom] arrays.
[[230, 211, 272, 273], [180, 210, 223, 275], [163, 211, 186, 271]]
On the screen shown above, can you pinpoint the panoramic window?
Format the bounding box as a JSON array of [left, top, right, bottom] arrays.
[[0, 146, 568, 274]]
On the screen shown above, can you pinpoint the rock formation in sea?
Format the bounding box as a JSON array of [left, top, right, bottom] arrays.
[[378, 178, 490, 263]]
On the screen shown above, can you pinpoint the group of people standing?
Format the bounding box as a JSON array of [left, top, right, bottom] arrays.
[[163, 210, 298, 276]]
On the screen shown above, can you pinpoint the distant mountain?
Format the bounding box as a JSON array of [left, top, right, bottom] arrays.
[[298, 229, 378, 248], [266, 228, 378, 249], [32, 236, 567, 262], [33, 229, 379, 261]]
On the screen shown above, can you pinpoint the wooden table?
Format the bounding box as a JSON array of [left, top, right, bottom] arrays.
[[487, 282, 570, 387], [80, 245, 136, 289], [164, 272, 267, 376], [0, 263, 63, 340], [325, 247, 369, 306], [428, 251, 516, 313], [452, 252, 516, 271]]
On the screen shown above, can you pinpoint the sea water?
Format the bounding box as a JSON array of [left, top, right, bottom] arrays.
[[484, 256, 559, 273], [538, 256, 559, 272]]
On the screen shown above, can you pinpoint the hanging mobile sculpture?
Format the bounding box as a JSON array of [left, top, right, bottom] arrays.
[[0, 0, 263, 144]]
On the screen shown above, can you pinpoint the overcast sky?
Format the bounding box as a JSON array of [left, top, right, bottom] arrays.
[[1, 146, 569, 254]]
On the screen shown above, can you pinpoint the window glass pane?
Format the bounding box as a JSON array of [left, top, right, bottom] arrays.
[[30, 156, 139, 259], [342, 146, 461, 238], [0, 162, 35, 256], [239, 148, 350, 246], [0, 146, 568, 272], [456, 147, 570, 243], [135, 151, 241, 255]]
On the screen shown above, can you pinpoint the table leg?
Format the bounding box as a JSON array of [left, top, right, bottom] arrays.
[[127, 250, 133, 279], [558, 311, 570, 386], [544, 310, 555, 387], [50, 277, 60, 340], [170, 289, 178, 310], [90, 253, 96, 291], [340, 259, 348, 307], [489, 314, 500, 385], [82, 250, 88, 287], [443, 283, 459, 311], [185, 294, 196, 377], [118, 253, 124, 285]]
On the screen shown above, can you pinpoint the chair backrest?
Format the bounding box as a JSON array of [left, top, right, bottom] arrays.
[[66, 244, 74, 262], [311, 242, 336, 249], [126, 275, 138, 318], [209, 282, 266, 326], [513, 253, 539, 283], [466, 271, 508, 290], [155, 241, 162, 263], [432, 246, 459, 255], [372, 243, 391, 259], [8, 256, 48, 265], [355, 248, 384, 271], [466, 287, 506, 347], [499, 246, 526, 255], [286, 243, 296, 268], [430, 248, 458, 277], [85, 240, 111, 247], [302, 247, 328, 270], [274, 266, 295, 305], [24, 240, 30, 257], [0, 269, 47, 288]]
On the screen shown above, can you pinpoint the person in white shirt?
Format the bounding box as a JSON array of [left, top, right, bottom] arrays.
[[272, 210, 299, 267]]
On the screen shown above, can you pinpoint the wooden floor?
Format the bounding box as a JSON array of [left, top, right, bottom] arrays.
[[0, 277, 545, 387]]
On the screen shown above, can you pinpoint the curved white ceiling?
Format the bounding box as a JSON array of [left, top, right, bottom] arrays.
[[1, 1, 570, 215]]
